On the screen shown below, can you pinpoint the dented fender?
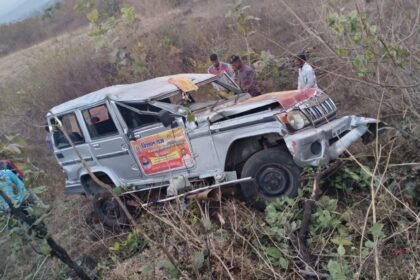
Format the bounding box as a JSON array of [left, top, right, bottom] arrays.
[[284, 116, 381, 167]]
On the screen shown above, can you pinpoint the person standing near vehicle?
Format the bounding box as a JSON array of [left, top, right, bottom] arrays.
[[294, 53, 318, 89], [208, 53, 237, 97], [230, 55, 261, 97], [0, 169, 48, 213], [207, 53, 234, 78]]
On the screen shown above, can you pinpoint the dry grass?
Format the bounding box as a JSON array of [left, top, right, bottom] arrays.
[[104, 199, 278, 280]]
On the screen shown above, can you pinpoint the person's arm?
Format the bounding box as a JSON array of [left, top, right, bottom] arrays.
[[305, 65, 317, 88], [297, 69, 302, 89], [9, 171, 25, 193]]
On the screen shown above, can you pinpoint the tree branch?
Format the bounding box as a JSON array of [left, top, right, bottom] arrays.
[[0, 189, 91, 280]]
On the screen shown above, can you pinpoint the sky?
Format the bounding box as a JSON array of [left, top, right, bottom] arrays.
[[0, 0, 60, 24]]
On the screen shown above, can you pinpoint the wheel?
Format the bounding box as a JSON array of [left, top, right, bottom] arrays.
[[83, 178, 103, 199], [240, 148, 301, 211], [93, 192, 129, 230]]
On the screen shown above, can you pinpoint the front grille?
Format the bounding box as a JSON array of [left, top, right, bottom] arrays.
[[302, 98, 336, 124]]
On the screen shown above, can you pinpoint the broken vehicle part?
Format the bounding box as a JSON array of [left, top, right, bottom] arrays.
[[284, 116, 380, 167], [186, 188, 221, 202], [140, 177, 252, 208]]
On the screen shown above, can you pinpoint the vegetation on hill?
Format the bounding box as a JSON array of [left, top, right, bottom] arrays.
[[0, 0, 419, 279]]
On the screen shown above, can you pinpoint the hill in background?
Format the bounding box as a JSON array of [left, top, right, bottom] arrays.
[[0, 0, 62, 24]]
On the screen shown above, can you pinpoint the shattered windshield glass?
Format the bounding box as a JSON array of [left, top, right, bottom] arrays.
[[167, 79, 240, 112]]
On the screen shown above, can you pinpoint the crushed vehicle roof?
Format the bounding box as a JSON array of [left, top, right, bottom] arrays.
[[49, 73, 216, 115]]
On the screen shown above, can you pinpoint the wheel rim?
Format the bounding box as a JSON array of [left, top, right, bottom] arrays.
[[256, 164, 292, 197], [101, 199, 121, 220]]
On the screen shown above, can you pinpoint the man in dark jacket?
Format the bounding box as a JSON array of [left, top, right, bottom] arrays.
[[230, 55, 261, 97]]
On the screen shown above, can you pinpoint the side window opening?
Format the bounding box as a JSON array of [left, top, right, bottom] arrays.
[[83, 105, 118, 139], [51, 113, 85, 149], [117, 103, 161, 130]]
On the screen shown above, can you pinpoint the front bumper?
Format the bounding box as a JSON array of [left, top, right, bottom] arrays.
[[284, 115, 380, 167]]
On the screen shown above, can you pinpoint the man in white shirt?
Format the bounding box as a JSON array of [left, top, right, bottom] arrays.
[[294, 53, 318, 89]]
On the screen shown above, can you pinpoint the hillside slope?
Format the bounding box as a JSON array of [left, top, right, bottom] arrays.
[[0, 0, 418, 279], [0, 27, 88, 82]]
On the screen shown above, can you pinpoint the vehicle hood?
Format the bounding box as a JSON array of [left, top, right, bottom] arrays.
[[208, 88, 319, 122]]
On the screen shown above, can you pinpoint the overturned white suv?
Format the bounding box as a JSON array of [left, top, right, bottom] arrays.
[[47, 73, 380, 226]]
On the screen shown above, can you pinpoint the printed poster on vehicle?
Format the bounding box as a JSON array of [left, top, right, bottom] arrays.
[[130, 128, 195, 175]]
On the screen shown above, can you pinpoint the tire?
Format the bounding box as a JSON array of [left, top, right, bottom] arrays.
[[93, 192, 129, 230], [83, 179, 102, 199], [240, 148, 301, 211]]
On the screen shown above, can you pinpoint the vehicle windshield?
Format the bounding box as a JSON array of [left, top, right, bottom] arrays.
[[166, 78, 240, 112], [117, 75, 243, 122]]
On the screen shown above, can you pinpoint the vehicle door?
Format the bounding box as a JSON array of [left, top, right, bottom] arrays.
[[81, 103, 141, 182], [115, 102, 194, 177], [49, 112, 93, 193]]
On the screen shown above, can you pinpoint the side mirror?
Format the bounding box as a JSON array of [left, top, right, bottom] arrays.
[[127, 130, 136, 141], [158, 110, 176, 127]]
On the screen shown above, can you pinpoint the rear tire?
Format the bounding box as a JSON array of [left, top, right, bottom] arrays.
[[93, 192, 129, 230], [83, 179, 102, 199], [240, 148, 301, 211]]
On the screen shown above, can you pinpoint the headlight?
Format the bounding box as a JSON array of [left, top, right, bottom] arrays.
[[286, 111, 310, 130]]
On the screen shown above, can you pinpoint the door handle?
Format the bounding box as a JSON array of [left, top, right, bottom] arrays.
[[92, 143, 100, 149], [121, 144, 128, 151]]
